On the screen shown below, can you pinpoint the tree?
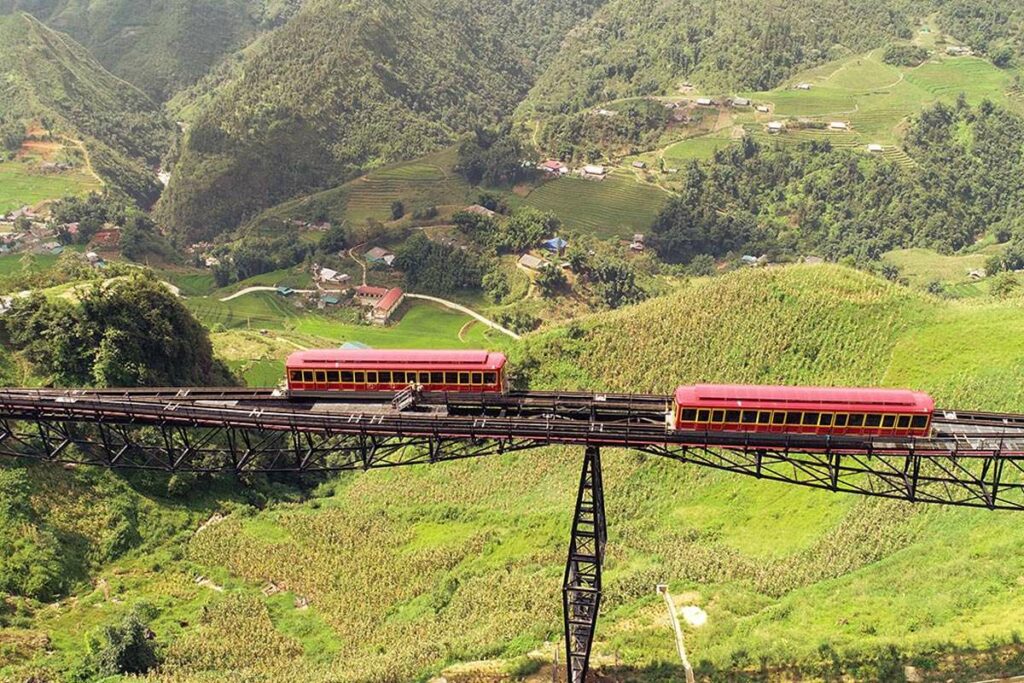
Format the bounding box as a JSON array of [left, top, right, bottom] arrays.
[[88, 607, 158, 676], [394, 233, 483, 295], [687, 254, 717, 276], [390, 200, 405, 220], [453, 211, 498, 244], [592, 259, 647, 308], [535, 264, 567, 297], [320, 224, 348, 254], [13, 216, 31, 232], [495, 208, 560, 254], [482, 268, 511, 303]]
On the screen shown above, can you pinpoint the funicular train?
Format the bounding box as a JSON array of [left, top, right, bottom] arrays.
[[285, 349, 934, 437]]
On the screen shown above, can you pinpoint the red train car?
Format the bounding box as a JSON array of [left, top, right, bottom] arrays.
[[673, 384, 934, 437], [285, 349, 507, 395]]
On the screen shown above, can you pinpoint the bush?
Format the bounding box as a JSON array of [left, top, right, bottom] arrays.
[[87, 606, 159, 676]]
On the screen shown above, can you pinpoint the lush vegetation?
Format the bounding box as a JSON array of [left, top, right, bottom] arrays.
[[1, 275, 234, 387], [160, 0, 605, 241], [883, 42, 931, 66], [0, 0, 303, 101], [0, 13, 174, 205], [522, 0, 921, 117], [650, 100, 1024, 265]]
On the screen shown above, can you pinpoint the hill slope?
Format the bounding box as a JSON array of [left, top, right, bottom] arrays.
[[0, 0, 301, 101], [0, 13, 175, 204], [6, 266, 1024, 681], [158, 0, 606, 242], [522, 0, 923, 117]]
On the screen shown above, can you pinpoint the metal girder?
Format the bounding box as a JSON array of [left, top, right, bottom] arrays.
[[563, 446, 606, 683], [642, 444, 1024, 511], [0, 418, 542, 473]]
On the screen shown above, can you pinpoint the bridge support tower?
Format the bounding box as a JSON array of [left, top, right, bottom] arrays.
[[563, 445, 606, 683]]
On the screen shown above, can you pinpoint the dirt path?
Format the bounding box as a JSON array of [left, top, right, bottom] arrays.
[[219, 286, 317, 302], [61, 135, 103, 187], [348, 243, 368, 285], [405, 293, 520, 340]]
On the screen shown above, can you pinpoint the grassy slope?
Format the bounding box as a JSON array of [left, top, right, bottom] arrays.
[[9, 265, 1024, 681], [0, 160, 99, 214]]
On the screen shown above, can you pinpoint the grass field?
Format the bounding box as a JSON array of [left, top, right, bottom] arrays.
[[661, 131, 734, 165], [882, 246, 1003, 297], [520, 172, 668, 239], [255, 148, 475, 228], [0, 160, 100, 214]]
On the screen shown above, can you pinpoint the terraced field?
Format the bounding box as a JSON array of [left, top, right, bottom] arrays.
[[0, 161, 100, 214], [521, 172, 668, 239], [661, 131, 734, 165]]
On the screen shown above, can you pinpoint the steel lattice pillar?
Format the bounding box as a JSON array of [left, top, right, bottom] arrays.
[[563, 445, 607, 683]]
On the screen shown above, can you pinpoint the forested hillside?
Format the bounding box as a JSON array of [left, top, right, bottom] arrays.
[[522, 0, 925, 116], [647, 100, 1024, 265], [159, 0, 606, 242], [0, 0, 303, 101], [0, 13, 175, 204]]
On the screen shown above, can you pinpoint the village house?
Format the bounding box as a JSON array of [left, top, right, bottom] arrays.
[[695, 97, 714, 106], [464, 204, 497, 218], [630, 234, 645, 252], [796, 83, 812, 90], [665, 167, 679, 174], [365, 246, 395, 267], [732, 97, 751, 107], [543, 236, 568, 256], [317, 267, 351, 285], [946, 45, 973, 56], [517, 253, 549, 272], [90, 228, 121, 250], [580, 164, 607, 180], [596, 108, 617, 117], [370, 287, 404, 325], [767, 121, 785, 134], [867, 143, 884, 153], [538, 159, 569, 176], [829, 121, 849, 131], [632, 161, 646, 169], [756, 104, 771, 113], [355, 284, 389, 306]]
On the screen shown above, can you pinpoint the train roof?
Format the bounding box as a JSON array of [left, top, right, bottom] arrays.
[[286, 349, 507, 371], [674, 384, 934, 413]]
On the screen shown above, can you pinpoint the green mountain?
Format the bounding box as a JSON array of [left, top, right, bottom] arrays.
[[0, 12, 175, 204], [0, 0, 302, 101], [158, 0, 606, 242], [4, 265, 1024, 682], [522, 0, 925, 117]]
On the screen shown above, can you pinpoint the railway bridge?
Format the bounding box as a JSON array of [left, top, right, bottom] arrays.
[[2, 386, 1024, 682]]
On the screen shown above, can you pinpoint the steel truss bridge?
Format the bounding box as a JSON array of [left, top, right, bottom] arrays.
[[2, 387, 1024, 682]]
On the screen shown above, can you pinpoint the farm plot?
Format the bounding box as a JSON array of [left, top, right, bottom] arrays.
[[521, 172, 668, 239]]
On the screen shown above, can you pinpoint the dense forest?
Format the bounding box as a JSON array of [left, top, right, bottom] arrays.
[[0, 13, 175, 204], [522, 0, 925, 117], [159, 0, 606, 242], [0, 0, 303, 101], [650, 100, 1024, 265]]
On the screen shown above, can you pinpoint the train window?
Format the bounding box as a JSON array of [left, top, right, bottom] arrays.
[[484, 372, 497, 385], [315, 371, 326, 383], [711, 410, 725, 423], [697, 409, 710, 422], [326, 371, 339, 383], [431, 372, 444, 384], [897, 415, 911, 429], [681, 409, 698, 421], [881, 415, 896, 428], [785, 412, 802, 425], [757, 411, 771, 424], [445, 372, 457, 384], [377, 371, 390, 383], [802, 412, 819, 426], [289, 370, 302, 382], [459, 372, 470, 384], [911, 415, 928, 429], [741, 410, 757, 424], [771, 412, 786, 425], [834, 414, 848, 427], [302, 371, 314, 382], [418, 372, 429, 384], [472, 373, 483, 385], [725, 410, 740, 423], [819, 413, 833, 426], [341, 371, 353, 382], [365, 372, 376, 384], [865, 414, 882, 427], [848, 414, 864, 427], [354, 372, 365, 384]]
